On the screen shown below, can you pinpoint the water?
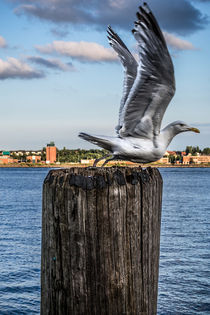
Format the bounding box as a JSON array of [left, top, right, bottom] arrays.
[[0, 168, 49, 315], [0, 167, 209, 314], [158, 168, 210, 314]]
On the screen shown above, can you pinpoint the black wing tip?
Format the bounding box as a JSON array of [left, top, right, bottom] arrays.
[[142, 2, 150, 11], [107, 26, 132, 53], [136, 11, 140, 19], [138, 4, 151, 23], [107, 25, 116, 38], [107, 25, 115, 34], [136, 2, 167, 48], [78, 132, 87, 138], [107, 26, 114, 42]]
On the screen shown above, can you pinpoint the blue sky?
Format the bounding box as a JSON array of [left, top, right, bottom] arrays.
[[0, 0, 209, 150]]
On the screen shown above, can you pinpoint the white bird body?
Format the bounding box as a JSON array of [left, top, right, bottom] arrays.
[[87, 135, 164, 163], [79, 3, 199, 166], [113, 137, 163, 162]]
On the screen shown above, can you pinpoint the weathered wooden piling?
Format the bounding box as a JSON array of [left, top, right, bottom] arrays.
[[41, 167, 162, 315]]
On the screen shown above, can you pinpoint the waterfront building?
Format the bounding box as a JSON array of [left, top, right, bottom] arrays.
[[26, 156, 42, 163], [46, 142, 56, 164], [0, 151, 18, 164], [157, 157, 169, 164], [183, 155, 210, 164], [165, 151, 177, 157]]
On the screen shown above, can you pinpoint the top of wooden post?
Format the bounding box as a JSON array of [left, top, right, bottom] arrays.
[[44, 166, 162, 190]]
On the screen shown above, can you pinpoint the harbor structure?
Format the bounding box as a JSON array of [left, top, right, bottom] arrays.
[[41, 167, 162, 314], [46, 142, 56, 164]]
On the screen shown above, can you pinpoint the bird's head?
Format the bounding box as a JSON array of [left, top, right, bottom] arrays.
[[170, 121, 200, 135]]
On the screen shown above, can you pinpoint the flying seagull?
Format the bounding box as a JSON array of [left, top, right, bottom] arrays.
[[79, 2, 200, 167]]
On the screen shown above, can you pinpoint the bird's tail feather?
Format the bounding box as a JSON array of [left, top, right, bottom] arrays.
[[78, 132, 113, 151]]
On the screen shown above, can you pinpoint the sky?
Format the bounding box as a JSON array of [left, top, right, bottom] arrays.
[[0, 0, 210, 150]]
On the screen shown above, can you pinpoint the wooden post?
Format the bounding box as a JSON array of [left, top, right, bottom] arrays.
[[41, 167, 162, 315]]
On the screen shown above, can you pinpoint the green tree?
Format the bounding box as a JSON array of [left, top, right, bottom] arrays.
[[185, 146, 192, 155], [57, 148, 109, 163], [169, 155, 176, 164], [41, 147, 46, 161], [202, 147, 210, 155], [21, 153, 27, 162], [176, 155, 181, 162]]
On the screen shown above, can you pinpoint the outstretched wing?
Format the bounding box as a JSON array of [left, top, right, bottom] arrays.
[[107, 26, 138, 134], [119, 3, 175, 140]]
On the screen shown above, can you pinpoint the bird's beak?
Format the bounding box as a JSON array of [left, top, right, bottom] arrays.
[[188, 127, 200, 133]]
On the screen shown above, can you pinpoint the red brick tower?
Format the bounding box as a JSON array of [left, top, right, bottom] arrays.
[[46, 142, 56, 164]]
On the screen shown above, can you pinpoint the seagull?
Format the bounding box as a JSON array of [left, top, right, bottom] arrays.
[[79, 2, 200, 167]]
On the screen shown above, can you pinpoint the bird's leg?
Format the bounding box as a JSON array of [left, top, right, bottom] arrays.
[[93, 154, 111, 167], [101, 156, 117, 167]]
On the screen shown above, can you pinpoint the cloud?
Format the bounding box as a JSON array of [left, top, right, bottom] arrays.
[[0, 57, 44, 80], [163, 32, 195, 50], [109, 0, 127, 9], [36, 41, 118, 62], [27, 56, 75, 71], [0, 35, 7, 48], [51, 28, 69, 38], [35, 32, 196, 65], [13, 0, 208, 35], [151, 0, 208, 35]]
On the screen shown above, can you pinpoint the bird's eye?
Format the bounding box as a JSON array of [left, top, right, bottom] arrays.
[[180, 124, 184, 127]]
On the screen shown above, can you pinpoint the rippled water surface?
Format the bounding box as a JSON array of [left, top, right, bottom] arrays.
[[158, 168, 210, 314], [0, 168, 49, 314], [0, 167, 209, 314]]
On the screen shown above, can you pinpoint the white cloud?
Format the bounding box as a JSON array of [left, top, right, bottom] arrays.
[[163, 31, 195, 50], [0, 57, 44, 79], [0, 35, 7, 48], [36, 41, 118, 62], [109, 0, 127, 9]]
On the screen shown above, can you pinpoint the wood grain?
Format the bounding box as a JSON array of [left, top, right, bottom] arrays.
[[41, 167, 162, 315]]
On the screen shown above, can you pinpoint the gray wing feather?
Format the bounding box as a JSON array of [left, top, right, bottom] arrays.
[[107, 26, 138, 134], [119, 3, 175, 140]]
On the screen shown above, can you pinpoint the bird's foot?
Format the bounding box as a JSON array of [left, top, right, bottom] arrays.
[[93, 154, 111, 167], [101, 156, 117, 167]]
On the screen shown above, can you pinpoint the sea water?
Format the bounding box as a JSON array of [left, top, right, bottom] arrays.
[[158, 168, 210, 314], [0, 167, 209, 314]]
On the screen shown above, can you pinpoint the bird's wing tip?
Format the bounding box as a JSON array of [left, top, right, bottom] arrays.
[[78, 132, 85, 138]]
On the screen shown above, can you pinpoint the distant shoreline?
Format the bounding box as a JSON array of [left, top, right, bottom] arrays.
[[0, 163, 210, 168]]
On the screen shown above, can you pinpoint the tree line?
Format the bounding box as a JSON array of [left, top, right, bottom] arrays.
[[185, 146, 210, 155], [57, 148, 108, 163], [57, 146, 210, 163], [9, 146, 210, 164], [167, 146, 210, 164]]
